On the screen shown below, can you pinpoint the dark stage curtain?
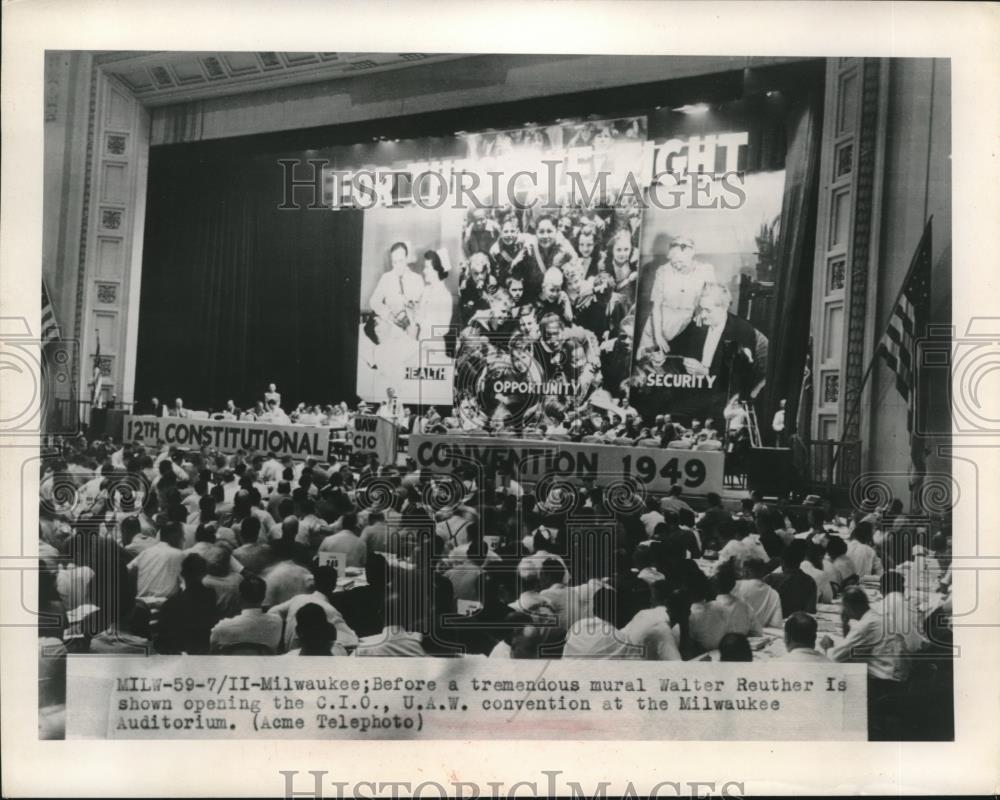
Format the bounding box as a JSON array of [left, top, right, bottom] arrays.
[[762, 91, 824, 436], [136, 150, 364, 411]]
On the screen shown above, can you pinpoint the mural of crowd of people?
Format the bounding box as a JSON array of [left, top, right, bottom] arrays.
[[452, 194, 644, 431]]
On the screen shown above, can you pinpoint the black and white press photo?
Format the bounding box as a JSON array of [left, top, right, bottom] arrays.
[[2, 2, 998, 798]]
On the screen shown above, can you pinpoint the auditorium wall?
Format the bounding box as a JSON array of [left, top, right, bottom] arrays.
[[43, 52, 151, 411], [868, 59, 951, 498]]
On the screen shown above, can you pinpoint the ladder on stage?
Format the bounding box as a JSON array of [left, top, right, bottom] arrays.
[[743, 401, 763, 448]]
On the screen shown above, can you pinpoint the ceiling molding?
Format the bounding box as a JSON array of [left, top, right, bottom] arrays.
[[95, 51, 469, 107]]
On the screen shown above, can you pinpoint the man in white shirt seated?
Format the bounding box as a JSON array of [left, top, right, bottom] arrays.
[[776, 611, 829, 662], [267, 567, 357, 653], [260, 398, 290, 424], [444, 542, 489, 602], [260, 553, 314, 607], [168, 397, 189, 418], [820, 585, 909, 739], [689, 561, 762, 652], [229, 489, 278, 543], [622, 580, 682, 660], [355, 591, 426, 657], [800, 541, 835, 604], [846, 520, 883, 577], [209, 575, 283, 654], [359, 511, 391, 556], [295, 498, 331, 550], [216, 467, 240, 509], [717, 519, 768, 569], [214, 399, 239, 420], [563, 588, 644, 659], [820, 586, 909, 672], [659, 485, 694, 516], [259, 452, 284, 484], [537, 559, 603, 631], [318, 512, 367, 569], [76, 464, 109, 517], [127, 521, 185, 600], [640, 496, 665, 537], [732, 558, 784, 629], [878, 570, 925, 653], [510, 552, 568, 615], [824, 535, 858, 595]]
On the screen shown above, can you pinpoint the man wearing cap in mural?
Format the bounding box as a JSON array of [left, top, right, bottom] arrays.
[[638, 234, 716, 356]]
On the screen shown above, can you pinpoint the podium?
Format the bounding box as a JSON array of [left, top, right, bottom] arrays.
[[745, 446, 798, 496], [349, 414, 399, 465]]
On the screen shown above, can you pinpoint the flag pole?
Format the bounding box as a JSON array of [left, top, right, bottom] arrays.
[[829, 217, 933, 472]]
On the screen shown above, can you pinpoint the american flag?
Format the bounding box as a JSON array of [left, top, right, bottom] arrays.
[[878, 220, 932, 434], [41, 280, 61, 342], [796, 338, 813, 438], [879, 220, 933, 511]]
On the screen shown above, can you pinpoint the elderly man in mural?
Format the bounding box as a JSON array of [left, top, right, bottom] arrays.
[[645, 282, 766, 425]]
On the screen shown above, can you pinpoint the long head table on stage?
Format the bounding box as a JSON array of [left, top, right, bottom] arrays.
[[407, 432, 724, 497]]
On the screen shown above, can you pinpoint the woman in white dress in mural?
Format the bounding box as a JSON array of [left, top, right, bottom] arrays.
[[639, 234, 716, 356], [416, 250, 454, 341]]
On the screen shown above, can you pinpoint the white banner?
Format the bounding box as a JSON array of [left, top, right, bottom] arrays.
[[408, 433, 724, 496], [123, 415, 334, 462], [67, 656, 866, 740]]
